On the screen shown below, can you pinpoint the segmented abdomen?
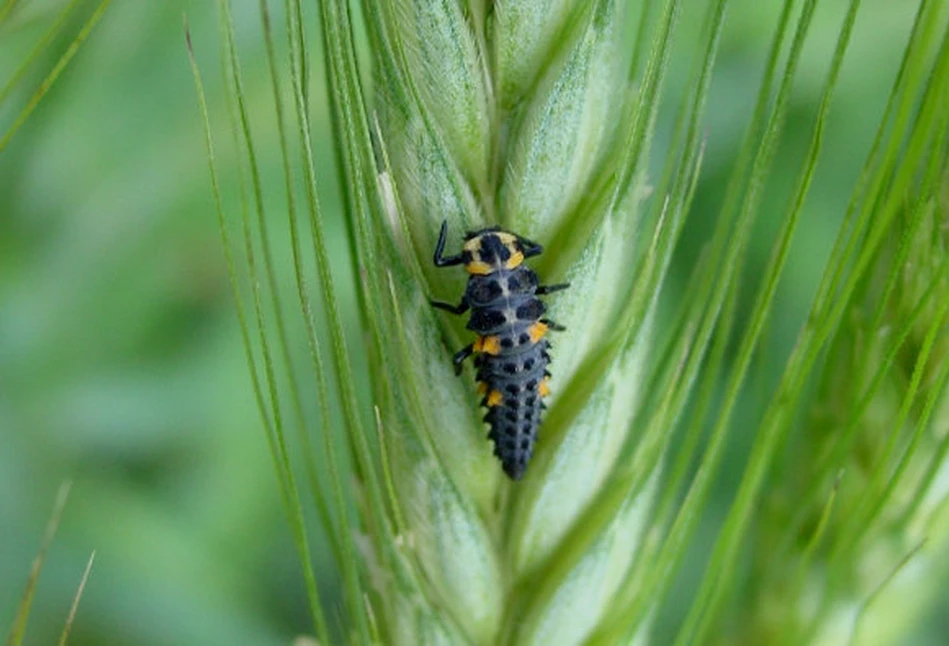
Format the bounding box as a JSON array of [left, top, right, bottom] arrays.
[[477, 339, 550, 479]]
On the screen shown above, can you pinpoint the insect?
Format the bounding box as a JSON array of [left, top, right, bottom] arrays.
[[431, 220, 569, 480]]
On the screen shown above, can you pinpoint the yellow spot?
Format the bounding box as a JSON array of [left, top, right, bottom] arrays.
[[463, 237, 483, 253], [473, 335, 501, 355], [487, 390, 503, 407], [465, 260, 492, 275], [539, 377, 551, 398], [505, 250, 524, 269], [477, 382, 488, 395], [528, 322, 548, 343], [495, 232, 518, 246]]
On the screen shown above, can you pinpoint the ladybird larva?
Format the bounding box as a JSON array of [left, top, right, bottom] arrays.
[[431, 221, 568, 480]]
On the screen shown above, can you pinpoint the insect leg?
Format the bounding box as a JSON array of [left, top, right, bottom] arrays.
[[541, 318, 566, 331], [452, 343, 474, 376], [536, 283, 570, 295], [518, 235, 543, 258], [434, 220, 464, 267], [431, 298, 470, 315]]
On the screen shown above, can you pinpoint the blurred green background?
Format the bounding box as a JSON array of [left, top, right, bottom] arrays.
[[1, 1, 946, 644]]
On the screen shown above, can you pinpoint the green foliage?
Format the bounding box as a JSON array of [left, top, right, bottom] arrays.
[[4, 484, 94, 646], [3, 0, 949, 645], [2, 3, 103, 643], [0, 0, 111, 153], [198, 0, 949, 644]]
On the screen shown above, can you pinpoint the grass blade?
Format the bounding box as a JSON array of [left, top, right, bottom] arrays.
[[5, 482, 71, 646], [0, 0, 111, 153], [57, 551, 95, 646]]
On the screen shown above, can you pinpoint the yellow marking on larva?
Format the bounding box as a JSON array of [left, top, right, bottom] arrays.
[[465, 260, 493, 275], [505, 250, 524, 269], [487, 390, 503, 407], [473, 335, 501, 355], [539, 377, 551, 398], [463, 237, 483, 253], [477, 382, 488, 395], [528, 321, 548, 343]]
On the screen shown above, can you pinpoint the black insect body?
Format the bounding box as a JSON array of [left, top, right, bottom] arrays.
[[431, 221, 569, 480]]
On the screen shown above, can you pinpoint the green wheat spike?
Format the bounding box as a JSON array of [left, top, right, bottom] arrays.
[[201, 0, 949, 644]]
